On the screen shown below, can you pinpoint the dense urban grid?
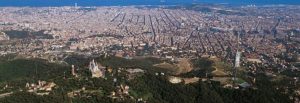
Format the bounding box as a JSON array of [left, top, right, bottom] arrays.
[[0, 4, 299, 103]]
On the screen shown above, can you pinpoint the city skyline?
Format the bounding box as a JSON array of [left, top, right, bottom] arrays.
[[0, 1, 299, 103]]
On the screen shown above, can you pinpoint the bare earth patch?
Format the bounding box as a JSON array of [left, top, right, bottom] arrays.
[[176, 58, 193, 75], [153, 58, 193, 75]]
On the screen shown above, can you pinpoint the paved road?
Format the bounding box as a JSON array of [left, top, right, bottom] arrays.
[[0, 92, 13, 98]]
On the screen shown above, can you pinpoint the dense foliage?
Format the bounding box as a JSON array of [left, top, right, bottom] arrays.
[[0, 58, 68, 82], [0, 56, 295, 103]]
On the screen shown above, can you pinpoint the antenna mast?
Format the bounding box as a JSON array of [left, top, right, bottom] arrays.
[[233, 29, 241, 84]]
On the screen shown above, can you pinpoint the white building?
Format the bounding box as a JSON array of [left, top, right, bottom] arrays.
[[89, 59, 105, 78]]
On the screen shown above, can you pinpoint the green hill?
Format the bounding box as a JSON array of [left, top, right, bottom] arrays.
[[0, 58, 68, 83]]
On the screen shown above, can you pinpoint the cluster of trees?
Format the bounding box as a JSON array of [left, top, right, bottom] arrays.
[[129, 73, 293, 103], [0, 72, 294, 103], [0, 55, 296, 103], [0, 92, 67, 103], [0, 58, 68, 83]]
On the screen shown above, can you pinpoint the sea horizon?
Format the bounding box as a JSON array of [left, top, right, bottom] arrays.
[[0, 0, 300, 7]]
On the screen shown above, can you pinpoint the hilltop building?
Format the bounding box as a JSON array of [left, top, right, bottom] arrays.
[[89, 59, 105, 78]]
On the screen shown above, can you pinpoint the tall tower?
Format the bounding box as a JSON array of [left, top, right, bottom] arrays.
[[233, 30, 241, 82], [234, 51, 241, 80], [71, 65, 77, 77]]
